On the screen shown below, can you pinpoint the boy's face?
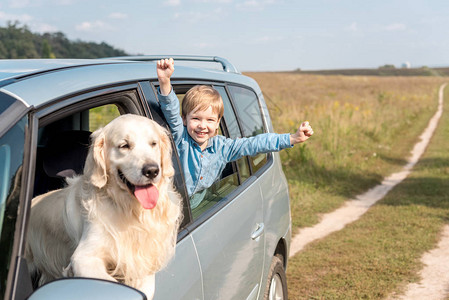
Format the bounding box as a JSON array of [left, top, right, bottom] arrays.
[[183, 106, 220, 151]]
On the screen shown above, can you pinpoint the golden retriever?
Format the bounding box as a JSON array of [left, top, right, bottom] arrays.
[[26, 114, 182, 299]]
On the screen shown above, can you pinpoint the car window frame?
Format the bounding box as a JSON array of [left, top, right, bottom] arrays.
[[1, 108, 35, 300], [35, 83, 145, 126]]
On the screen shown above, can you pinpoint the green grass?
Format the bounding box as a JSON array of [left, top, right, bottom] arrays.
[[285, 86, 449, 299]]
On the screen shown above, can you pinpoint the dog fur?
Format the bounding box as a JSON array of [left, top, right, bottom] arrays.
[[26, 114, 182, 299]]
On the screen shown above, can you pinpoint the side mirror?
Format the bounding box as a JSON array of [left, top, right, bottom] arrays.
[[28, 278, 146, 300]]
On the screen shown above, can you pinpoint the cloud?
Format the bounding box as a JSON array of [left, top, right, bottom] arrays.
[[236, 0, 260, 10], [174, 8, 224, 22], [164, 0, 181, 6], [173, 11, 206, 21], [7, 0, 30, 9], [252, 35, 285, 44], [109, 12, 128, 20], [193, 42, 216, 49], [7, 0, 74, 8], [0, 11, 33, 23], [32, 22, 58, 33], [347, 22, 358, 32], [75, 20, 112, 32], [236, 0, 280, 11], [0, 9, 59, 33], [52, 0, 75, 4], [193, 0, 232, 3], [384, 23, 406, 31]]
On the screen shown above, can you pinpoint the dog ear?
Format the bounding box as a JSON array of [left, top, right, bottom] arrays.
[[160, 126, 175, 178], [84, 128, 108, 188]]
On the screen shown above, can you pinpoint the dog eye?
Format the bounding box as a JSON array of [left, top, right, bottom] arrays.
[[119, 143, 130, 149], [150, 141, 157, 147]]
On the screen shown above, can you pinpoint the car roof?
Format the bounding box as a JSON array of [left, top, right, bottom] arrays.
[[0, 59, 121, 82], [0, 56, 260, 108]]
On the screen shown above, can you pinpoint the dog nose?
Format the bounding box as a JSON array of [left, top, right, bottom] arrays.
[[142, 164, 159, 179]]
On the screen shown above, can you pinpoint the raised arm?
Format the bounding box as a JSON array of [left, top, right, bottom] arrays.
[[221, 133, 292, 162], [222, 121, 314, 162], [157, 58, 174, 96], [156, 58, 184, 144]]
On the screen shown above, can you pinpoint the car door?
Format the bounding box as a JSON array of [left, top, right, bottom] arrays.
[[152, 234, 203, 300], [191, 184, 265, 300]]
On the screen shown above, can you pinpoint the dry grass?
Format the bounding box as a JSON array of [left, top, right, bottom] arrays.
[[246, 72, 449, 299], [284, 85, 449, 300], [246, 73, 447, 229]]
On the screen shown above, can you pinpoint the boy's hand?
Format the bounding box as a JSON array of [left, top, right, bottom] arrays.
[[290, 121, 314, 145], [157, 58, 174, 96]]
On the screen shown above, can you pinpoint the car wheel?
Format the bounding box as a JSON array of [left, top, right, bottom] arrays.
[[264, 255, 288, 300]]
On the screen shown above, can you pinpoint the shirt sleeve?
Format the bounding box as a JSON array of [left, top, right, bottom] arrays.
[[220, 133, 293, 162], [157, 88, 184, 145]]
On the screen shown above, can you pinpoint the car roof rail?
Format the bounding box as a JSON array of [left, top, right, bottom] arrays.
[[104, 55, 240, 73]]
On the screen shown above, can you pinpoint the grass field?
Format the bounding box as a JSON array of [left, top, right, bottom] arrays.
[[247, 73, 447, 229], [246, 72, 448, 299]]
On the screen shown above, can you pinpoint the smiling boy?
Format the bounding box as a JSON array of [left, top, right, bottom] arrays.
[[156, 58, 313, 207]]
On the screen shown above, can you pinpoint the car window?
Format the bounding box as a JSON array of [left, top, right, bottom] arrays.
[[215, 86, 250, 183], [228, 85, 268, 173], [171, 85, 248, 221], [190, 125, 240, 220], [0, 116, 27, 300], [89, 104, 121, 132], [33, 93, 137, 198]]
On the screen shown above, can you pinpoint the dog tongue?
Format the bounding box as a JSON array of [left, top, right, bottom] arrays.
[[134, 185, 159, 209]]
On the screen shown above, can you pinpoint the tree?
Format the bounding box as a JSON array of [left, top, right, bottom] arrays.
[[41, 39, 56, 58], [0, 22, 129, 59]]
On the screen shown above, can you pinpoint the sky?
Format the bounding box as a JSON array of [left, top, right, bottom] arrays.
[[0, 0, 448, 72]]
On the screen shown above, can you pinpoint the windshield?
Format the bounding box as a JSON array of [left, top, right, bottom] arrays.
[[0, 116, 27, 299]]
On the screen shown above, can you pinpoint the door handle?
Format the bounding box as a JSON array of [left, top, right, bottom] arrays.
[[251, 223, 265, 240]]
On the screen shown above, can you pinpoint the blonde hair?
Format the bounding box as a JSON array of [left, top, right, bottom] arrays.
[[182, 85, 224, 120]]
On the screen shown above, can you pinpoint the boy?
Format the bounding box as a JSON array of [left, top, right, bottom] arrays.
[[157, 58, 313, 207]]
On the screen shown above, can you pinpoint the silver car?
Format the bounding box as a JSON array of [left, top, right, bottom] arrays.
[[0, 56, 291, 300]]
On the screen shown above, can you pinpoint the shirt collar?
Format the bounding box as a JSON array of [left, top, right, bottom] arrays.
[[189, 136, 216, 153], [205, 140, 216, 153], [205, 136, 217, 153]]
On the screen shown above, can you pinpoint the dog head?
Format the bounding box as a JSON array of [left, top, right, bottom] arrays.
[[84, 114, 174, 209]]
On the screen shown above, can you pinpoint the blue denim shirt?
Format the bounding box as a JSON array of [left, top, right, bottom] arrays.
[[158, 89, 292, 198]]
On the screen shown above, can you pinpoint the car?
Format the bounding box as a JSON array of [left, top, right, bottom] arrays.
[[0, 56, 291, 300]]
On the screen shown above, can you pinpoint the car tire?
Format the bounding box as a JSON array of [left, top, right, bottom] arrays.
[[264, 255, 288, 300]]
